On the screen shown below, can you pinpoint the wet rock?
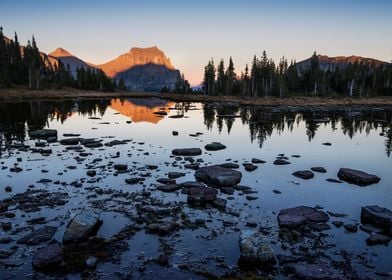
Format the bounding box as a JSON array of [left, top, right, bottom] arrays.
[[292, 170, 314, 180], [187, 186, 218, 206], [168, 172, 185, 179], [251, 158, 266, 164], [60, 138, 80, 145], [326, 178, 343, 183], [322, 142, 332, 146], [311, 167, 327, 173], [246, 195, 258, 201], [359, 224, 384, 234], [291, 261, 344, 280], [32, 242, 63, 270], [114, 164, 128, 171], [147, 223, 178, 235], [273, 189, 282, 194], [35, 141, 46, 147], [0, 237, 13, 244], [344, 224, 358, 233], [204, 142, 226, 151], [361, 205, 392, 234], [212, 198, 227, 209], [172, 148, 202, 156], [1, 222, 12, 231], [220, 162, 240, 169], [278, 206, 329, 228], [63, 209, 102, 244], [0, 201, 9, 212], [366, 233, 391, 245], [273, 159, 291, 165], [86, 170, 96, 177], [157, 178, 176, 184], [172, 131, 179, 136], [337, 168, 380, 186], [184, 163, 200, 170], [158, 254, 169, 266], [17, 226, 57, 245], [195, 165, 242, 187], [84, 141, 103, 148], [239, 230, 276, 268], [243, 163, 258, 172], [156, 184, 182, 192], [125, 177, 145, 184], [29, 129, 57, 139], [104, 140, 129, 146], [332, 221, 344, 228]]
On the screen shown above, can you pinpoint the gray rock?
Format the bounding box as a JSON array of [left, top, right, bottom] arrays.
[[251, 158, 266, 164], [239, 230, 276, 268], [157, 178, 176, 185], [292, 170, 314, 180], [168, 172, 185, 179], [156, 184, 182, 192], [32, 242, 63, 270], [273, 159, 290, 165], [212, 198, 227, 209], [195, 165, 242, 187], [243, 163, 258, 172], [366, 233, 391, 245], [338, 168, 380, 186], [172, 148, 202, 156], [29, 129, 58, 139], [278, 206, 329, 228], [60, 138, 80, 145], [311, 167, 327, 173], [17, 226, 57, 245], [292, 261, 344, 280], [204, 142, 226, 151], [361, 205, 392, 234], [187, 186, 218, 206], [63, 209, 102, 243]]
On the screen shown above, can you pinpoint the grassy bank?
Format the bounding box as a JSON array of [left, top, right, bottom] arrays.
[[1, 87, 392, 106]]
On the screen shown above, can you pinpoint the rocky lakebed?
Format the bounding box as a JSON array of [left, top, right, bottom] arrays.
[[0, 98, 391, 279]]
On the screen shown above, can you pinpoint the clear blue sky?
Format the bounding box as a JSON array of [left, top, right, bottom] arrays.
[[1, 0, 391, 85]]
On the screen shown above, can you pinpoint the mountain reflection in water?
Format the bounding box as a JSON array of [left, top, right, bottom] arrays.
[[0, 98, 391, 157]]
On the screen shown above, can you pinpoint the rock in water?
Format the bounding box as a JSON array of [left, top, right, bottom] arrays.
[[204, 142, 226, 151], [172, 148, 202, 156], [17, 226, 57, 245], [29, 129, 58, 139], [337, 168, 380, 186], [32, 242, 63, 270], [195, 165, 242, 187], [63, 209, 102, 244], [292, 170, 314, 180], [292, 261, 344, 280], [239, 230, 276, 268], [278, 206, 329, 228], [361, 205, 392, 234], [187, 186, 218, 206]]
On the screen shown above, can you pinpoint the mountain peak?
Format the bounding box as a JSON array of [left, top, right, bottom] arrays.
[[49, 47, 73, 57]]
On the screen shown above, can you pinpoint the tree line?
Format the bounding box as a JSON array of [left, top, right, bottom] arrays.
[[0, 27, 116, 91], [203, 51, 392, 97]]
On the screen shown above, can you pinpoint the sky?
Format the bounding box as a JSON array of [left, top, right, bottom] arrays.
[[1, 0, 391, 85]]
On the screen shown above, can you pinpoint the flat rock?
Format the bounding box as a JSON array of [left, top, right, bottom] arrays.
[[278, 206, 329, 228], [168, 172, 185, 179], [29, 129, 58, 139], [292, 261, 344, 280], [0, 201, 8, 212], [172, 148, 202, 156], [239, 230, 276, 268], [187, 186, 218, 206], [251, 158, 266, 164], [361, 205, 392, 234], [125, 177, 145, 184], [114, 164, 128, 171], [292, 170, 314, 180], [156, 184, 181, 192], [311, 167, 327, 173], [220, 163, 240, 169], [204, 142, 226, 151], [17, 226, 57, 245], [32, 242, 63, 270], [273, 159, 290, 165], [195, 165, 242, 187], [60, 138, 80, 145], [63, 209, 102, 243], [337, 168, 380, 186]]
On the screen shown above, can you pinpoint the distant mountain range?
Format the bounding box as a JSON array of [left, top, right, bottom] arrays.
[[296, 55, 389, 73], [48, 46, 180, 91]]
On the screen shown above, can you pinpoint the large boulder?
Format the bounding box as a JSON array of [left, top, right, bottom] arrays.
[[195, 165, 242, 187], [32, 242, 63, 270], [278, 206, 329, 228], [187, 186, 218, 206], [239, 230, 276, 268], [361, 205, 392, 235], [17, 226, 57, 245], [63, 209, 102, 244], [172, 148, 202, 156], [29, 129, 58, 139], [337, 168, 380, 186]]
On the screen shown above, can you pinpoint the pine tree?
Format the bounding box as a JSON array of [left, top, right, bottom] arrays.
[[216, 59, 225, 95], [225, 57, 235, 95]]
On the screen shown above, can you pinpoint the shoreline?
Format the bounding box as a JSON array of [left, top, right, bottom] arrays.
[[1, 88, 392, 107]]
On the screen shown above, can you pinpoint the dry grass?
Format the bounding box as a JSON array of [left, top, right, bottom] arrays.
[[1, 87, 392, 106]]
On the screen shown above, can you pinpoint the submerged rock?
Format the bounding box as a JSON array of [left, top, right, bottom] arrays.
[[32, 242, 63, 270], [239, 230, 276, 268], [278, 206, 329, 228], [361, 205, 392, 234], [17, 226, 57, 245], [172, 148, 202, 156], [292, 170, 314, 180], [63, 209, 102, 244], [195, 165, 242, 187], [204, 142, 226, 151], [337, 168, 380, 186]]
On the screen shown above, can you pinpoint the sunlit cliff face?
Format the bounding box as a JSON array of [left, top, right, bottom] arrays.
[[109, 98, 175, 124]]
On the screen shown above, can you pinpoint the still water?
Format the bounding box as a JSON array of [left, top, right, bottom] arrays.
[[0, 97, 391, 279]]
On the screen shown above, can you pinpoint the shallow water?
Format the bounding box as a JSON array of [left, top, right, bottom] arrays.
[[0, 97, 391, 279]]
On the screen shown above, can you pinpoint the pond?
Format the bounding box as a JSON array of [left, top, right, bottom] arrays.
[[0, 97, 391, 279]]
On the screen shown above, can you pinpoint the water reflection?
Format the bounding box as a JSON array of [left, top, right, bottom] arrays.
[[0, 98, 391, 156]]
